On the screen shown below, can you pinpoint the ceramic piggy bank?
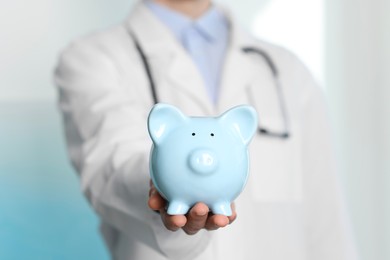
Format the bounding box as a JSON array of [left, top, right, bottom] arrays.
[[147, 103, 257, 216]]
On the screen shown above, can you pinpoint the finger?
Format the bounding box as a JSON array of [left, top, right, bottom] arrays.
[[228, 203, 237, 224], [182, 203, 209, 235], [160, 210, 187, 232], [148, 188, 165, 210], [205, 214, 229, 231], [148, 186, 155, 197]]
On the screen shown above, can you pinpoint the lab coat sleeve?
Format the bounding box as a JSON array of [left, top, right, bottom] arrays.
[[54, 39, 211, 259], [298, 67, 359, 259]]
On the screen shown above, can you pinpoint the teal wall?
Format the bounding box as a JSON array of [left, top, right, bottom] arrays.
[[0, 102, 109, 259], [1, 1, 137, 258]]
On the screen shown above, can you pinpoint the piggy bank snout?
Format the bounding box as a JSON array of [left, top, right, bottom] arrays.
[[188, 148, 218, 175]]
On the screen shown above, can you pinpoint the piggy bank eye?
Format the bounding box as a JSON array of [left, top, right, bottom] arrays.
[[192, 133, 196, 136], [210, 133, 214, 137]]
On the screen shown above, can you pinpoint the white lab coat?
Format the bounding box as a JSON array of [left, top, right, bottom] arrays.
[[54, 2, 358, 260]]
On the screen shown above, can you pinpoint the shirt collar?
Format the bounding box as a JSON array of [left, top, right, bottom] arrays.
[[195, 7, 227, 42], [145, 0, 228, 43]]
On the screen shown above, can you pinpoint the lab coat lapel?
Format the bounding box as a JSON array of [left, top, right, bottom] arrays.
[[126, 3, 214, 115], [218, 46, 254, 109], [217, 12, 256, 111], [217, 10, 285, 130], [165, 51, 213, 113]]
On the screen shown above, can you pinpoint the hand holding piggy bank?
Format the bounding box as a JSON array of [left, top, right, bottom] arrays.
[[148, 104, 257, 216]]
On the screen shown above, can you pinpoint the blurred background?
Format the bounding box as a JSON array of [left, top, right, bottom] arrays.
[[0, 0, 389, 259]]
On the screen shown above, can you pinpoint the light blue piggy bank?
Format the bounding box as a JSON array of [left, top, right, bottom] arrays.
[[148, 104, 257, 216]]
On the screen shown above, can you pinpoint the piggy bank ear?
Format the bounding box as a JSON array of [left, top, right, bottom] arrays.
[[218, 105, 258, 145], [148, 103, 187, 144]]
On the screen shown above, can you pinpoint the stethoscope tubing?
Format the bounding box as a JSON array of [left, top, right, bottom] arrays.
[[128, 28, 290, 139]]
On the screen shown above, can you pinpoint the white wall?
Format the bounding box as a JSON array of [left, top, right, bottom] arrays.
[[326, 0, 390, 259], [251, 0, 324, 84], [0, 0, 135, 101]]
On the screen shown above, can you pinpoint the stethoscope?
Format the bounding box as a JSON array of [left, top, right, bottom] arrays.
[[129, 30, 290, 139]]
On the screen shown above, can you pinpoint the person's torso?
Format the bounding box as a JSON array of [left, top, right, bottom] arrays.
[[75, 2, 312, 259]]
